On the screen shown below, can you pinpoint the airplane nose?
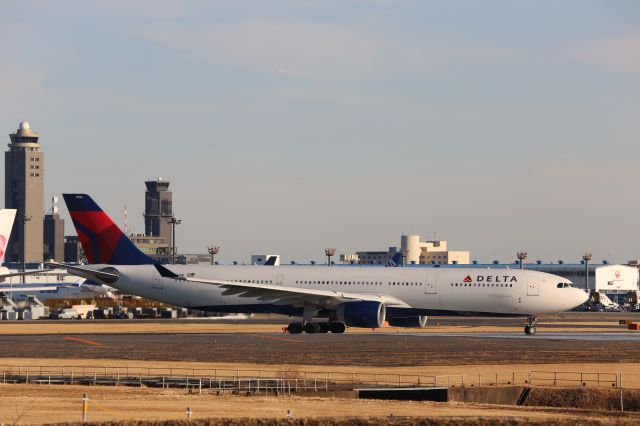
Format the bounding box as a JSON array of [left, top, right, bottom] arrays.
[[577, 289, 589, 306]]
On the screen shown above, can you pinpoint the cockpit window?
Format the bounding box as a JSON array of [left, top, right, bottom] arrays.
[[557, 282, 574, 288]]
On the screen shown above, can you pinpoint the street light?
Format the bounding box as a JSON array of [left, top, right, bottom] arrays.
[[583, 252, 592, 293], [325, 248, 336, 266], [167, 217, 182, 264], [18, 214, 31, 275], [517, 251, 527, 270], [207, 246, 220, 265]]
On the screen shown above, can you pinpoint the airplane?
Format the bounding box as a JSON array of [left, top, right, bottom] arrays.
[[50, 194, 588, 335], [2, 280, 116, 301], [0, 208, 113, 301]]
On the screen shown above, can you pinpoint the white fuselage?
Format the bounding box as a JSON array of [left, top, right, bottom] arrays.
[[96, 264, 587, 317]]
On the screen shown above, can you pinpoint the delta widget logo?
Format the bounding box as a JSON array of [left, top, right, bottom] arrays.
[[463, 275, 473, 283], [0, 234, 6, 259]]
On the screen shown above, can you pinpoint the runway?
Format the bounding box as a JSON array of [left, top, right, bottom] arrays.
[[3, 329, 640, 367], [392, 332, 640, 341]]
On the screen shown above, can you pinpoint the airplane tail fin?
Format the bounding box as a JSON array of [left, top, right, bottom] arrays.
[[385, 252, 403, 267], [0, 209, 16, 265], [62, 194, 155, 265]]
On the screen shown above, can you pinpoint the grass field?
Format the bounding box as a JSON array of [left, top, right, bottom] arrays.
[[1, 383, 639, 425]]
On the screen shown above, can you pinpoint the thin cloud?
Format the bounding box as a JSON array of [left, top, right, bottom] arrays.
[[569, 30, 640, 72], [140, 20, 384, 79]]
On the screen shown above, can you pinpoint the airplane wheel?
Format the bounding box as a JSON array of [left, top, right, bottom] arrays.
[[288, 322, 303, 334], [303, 322, 320, 334], [318, 323, 330, 333], [524, 325, 536, 335], [328, 322, 346, 334]]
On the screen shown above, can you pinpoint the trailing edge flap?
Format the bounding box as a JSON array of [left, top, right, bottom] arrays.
[[162, 273, 411, 309], [45, 262, 119, 284]]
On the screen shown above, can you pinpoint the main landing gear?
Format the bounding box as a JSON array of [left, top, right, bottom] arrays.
[[524, 316, 537, 335], [287, 321, 345, 334]]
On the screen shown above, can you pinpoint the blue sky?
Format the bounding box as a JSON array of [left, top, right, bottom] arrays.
[[1, 1, 639, 263]]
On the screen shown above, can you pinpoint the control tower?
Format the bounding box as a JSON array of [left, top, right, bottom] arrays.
[[144, 178, 173, 247], [5, 121, 44, 263]]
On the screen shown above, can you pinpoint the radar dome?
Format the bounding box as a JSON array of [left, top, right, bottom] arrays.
[[19, 121, 30, 130]]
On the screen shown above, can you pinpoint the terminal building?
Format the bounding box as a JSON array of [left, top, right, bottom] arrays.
[[341, 235, 470, 265]]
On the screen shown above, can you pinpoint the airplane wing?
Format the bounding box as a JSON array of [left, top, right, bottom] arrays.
[[0, 269, 51, 279], [0, 284, 77, 292], [156, 267, 411, 309]]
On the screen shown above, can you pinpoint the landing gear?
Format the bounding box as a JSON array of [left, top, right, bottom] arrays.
[[287, 322, 303, 334], [524, 316, 537, 335], [287, 321, 345, 334], [328, 321, 346, 334], [303, 322, 321, 334]]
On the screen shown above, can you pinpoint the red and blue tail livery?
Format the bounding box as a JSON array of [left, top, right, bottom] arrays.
[[63, 194, 155, 265]]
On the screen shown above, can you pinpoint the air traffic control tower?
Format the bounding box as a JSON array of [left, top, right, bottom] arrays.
[[144, 178, 173, 247], [5, 121, 44, 263]]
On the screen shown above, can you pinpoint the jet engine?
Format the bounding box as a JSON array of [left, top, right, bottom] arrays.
[[336, 301, 386, 328], [387, 315, 428, 328]]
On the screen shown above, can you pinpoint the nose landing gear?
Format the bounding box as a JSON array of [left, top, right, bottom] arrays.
[[524, 316, 537, 335]]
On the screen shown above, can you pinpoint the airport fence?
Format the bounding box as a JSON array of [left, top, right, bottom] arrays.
[[0, 364, 633, 393]]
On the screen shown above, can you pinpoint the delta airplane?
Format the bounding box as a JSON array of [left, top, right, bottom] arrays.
[[51, 194, 588, 335], [0, 208, 112, 301]]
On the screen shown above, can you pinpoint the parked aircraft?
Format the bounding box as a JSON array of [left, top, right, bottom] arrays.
[[0, 208, 112, 301], [52, 194, 588, 335]]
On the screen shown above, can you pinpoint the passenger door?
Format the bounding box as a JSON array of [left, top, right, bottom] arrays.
[[153, 276, 164, 290], [425, 274, 438, 294]]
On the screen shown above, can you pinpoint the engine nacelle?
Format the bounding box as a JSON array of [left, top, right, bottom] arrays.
[[387, 315, 428, 328], [336, 301, 386, 328]]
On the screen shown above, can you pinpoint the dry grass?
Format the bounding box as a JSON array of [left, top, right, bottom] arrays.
[[47, 418, 640, 426], [527, 388, 640, 412], [0, 384, 638, 425]]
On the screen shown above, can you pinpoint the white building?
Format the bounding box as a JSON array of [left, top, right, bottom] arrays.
[[401, 235, 470, 265]]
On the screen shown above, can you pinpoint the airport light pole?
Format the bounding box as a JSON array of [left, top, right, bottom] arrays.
[[167, 217, 182, 264], [325, 248, 336, 266], [517, 251, 527, 270], [583, 252, 592, 293], [208, 246, 220, 265]]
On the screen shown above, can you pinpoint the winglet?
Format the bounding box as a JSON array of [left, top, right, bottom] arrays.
[[385, 252, 403, 267], [264, 256, 278, 266], [155, 264, 181, 279]]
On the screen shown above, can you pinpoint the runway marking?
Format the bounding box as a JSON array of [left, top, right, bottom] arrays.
[[248, 333, 303, 344], [64, 336, 108, 348]]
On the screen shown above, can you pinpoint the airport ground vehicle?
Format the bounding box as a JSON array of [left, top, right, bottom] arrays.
[[52, 304, 95, 319]]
